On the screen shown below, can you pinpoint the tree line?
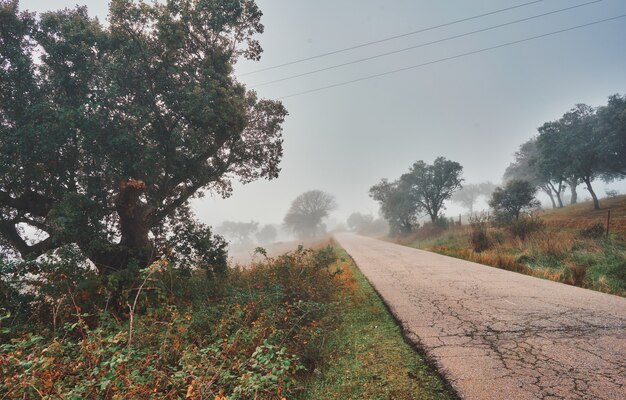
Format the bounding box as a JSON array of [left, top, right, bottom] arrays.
[[505, 95, 626, 210], [369, 93, 625, 236]]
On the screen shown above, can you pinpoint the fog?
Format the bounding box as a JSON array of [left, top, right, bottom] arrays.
[[20, 0, 626, 237]]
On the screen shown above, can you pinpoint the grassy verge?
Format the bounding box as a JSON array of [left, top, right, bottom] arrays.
[[298, 246, 454, 400]]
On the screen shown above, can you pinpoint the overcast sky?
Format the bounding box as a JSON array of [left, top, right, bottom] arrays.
[[20, 0, 626, 227]]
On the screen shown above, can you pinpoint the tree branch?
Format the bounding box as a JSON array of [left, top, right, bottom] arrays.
[[0, 221, 55, 259]]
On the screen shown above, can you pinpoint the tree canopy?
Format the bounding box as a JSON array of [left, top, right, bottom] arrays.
[[283, 190, 336, 240], [0, 0, 287, 274], [489, 179, 540, 221], [369, 178, 418, 235], [401, 157, 464, 223], [505, 94, 626, 211], [370, 157, 463, 234]]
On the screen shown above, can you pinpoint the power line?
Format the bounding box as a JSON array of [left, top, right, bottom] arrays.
[[252, 0, 602, 88], [277, 14, 626, 100], [239, 0, 547, 76]]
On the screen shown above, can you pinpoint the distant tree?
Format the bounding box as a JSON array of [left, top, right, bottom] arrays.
[[535, 122, 570, 207], [595, 94, 626, 178], [504, 139, 565, 208], [401, 157, 464, 223], [346, 212, 374, 232], [255, 224, 278, 245], [0, 0, 287, 276], [489, 180, 540, 221], [451, 182, 496, 214], [283, 190, 337, 239], [369, 179, 418, 235], [217, 221, 259, 245], [558, 104, 605, 210]]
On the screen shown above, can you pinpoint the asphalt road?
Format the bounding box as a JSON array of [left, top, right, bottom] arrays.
[[334, 233, 626, 400]]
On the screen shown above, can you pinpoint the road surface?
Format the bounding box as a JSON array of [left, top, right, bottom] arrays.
[[334, 233, 626, 400]]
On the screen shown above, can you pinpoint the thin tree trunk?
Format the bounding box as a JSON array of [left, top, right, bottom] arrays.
[[542, 187, 556, 209], [569, 180, 578, 204], [549, 182, 564, 208], [582, 177, 600, 210]]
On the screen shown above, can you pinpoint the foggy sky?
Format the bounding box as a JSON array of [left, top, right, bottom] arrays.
[[19, 0, 626, 227]]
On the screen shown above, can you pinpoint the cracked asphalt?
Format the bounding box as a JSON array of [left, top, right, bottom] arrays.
[[334, 233, 626, 400]]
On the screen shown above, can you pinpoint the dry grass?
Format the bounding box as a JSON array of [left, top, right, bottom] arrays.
[[403, 195, 626, 297], [536, 194, 626, 233]]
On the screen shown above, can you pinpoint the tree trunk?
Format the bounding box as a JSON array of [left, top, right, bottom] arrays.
[[582, 177, 600, 210], [569, 179, 578, 204], [542, 188, 556, 209], [86, 180, 156, 276], [554, 186, 563, 208]]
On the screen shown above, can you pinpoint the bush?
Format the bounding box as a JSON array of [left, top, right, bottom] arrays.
[[506, 215, 545, 241], [0, 246, 341, 399], [579, 223, 606, 239], [469, 216, 492, 253]]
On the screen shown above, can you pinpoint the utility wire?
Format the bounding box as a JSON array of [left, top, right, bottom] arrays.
[[240, 0, 547, 76], [252, 0, 601, 88], [277, 14, 626, 100]]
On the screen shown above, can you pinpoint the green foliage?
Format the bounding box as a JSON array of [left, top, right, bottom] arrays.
[[596, 94, 626, 177], [506, 94, 626, 212], [370, 157, 464, 235], [401, 157, 464, 223], [490, 179, 540, 222], [369, 179, 418, 235], [0, 246, 340, 399], [0, 0, 286, 275]]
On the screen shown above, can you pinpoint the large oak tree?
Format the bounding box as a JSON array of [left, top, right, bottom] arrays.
[[0, 0, 287, 274]]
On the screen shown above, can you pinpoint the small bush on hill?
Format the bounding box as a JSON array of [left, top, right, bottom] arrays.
[[469, 216, 491, 253], [506, 215, 545, 241], [579, 223, 606, 239]]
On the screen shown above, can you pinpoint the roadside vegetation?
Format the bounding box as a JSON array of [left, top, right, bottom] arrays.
[[298, 247, 453, 400], [1, 242, 452, 398], [396, 195, 626, 297]]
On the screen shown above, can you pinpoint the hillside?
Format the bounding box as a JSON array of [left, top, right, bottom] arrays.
[[537, 195, 626, 233], [401, 195, 626, 297]]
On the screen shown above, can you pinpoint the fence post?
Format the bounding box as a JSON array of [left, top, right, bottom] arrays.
[[606, 210, 611, 239]]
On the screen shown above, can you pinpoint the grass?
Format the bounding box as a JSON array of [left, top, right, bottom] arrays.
[[397, 195, 626, 297], [298, 246, 454, 400]]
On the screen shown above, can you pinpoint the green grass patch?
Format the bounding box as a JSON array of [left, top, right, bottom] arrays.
[[298, 247, 454, 400]]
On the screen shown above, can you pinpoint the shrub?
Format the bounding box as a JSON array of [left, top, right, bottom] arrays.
[[469, 216, 491, 253], [563, 263, 589, 287], [506, 215, 545, 241], [579, 223, 606, 239], [0, 246, 342, 399]]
